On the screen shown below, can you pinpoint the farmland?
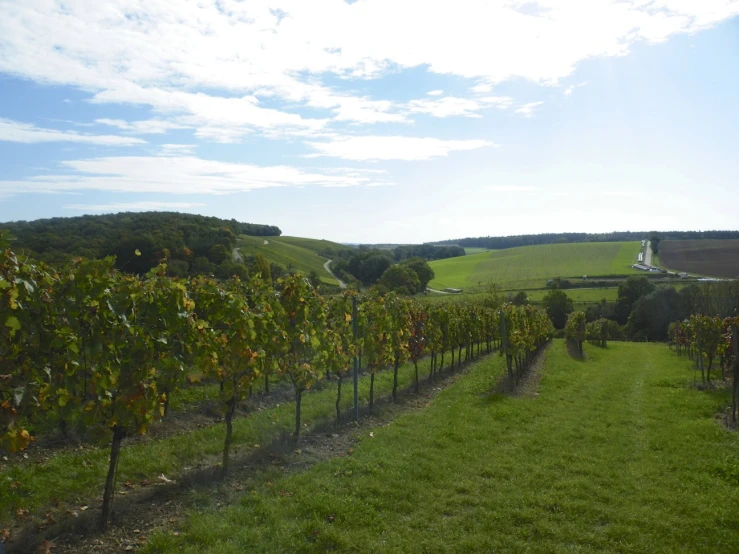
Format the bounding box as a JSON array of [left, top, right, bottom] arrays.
[[428, 241, 641, 290], [236, 235, 351, 285], [144, 341, 739, 553], [659, 239, 739, 279]]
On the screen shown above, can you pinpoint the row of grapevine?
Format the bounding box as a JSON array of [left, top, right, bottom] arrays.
[[586, 317, 610, 348], [0, 237, 553, 529], [499, 303, 554, 383], [668, 315, 739, 421], [564, 311, 587, 356]]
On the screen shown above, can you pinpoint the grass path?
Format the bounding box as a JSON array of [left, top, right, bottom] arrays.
[[146, 341, 739, 553], [0, 355, 447, 524]]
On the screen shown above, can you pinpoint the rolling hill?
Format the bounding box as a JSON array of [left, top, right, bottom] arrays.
[[428, 241, 641, 290], [236, 235, 353, 285]]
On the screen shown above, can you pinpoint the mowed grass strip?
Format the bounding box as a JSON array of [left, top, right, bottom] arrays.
[[146, 341, 739, 553], [429, 241, 641, 290], [0, 357, 436, 522]]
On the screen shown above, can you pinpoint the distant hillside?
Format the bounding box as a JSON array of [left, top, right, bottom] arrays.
[[0, 211, 281, 275], [431, 230, 739, 251], [236, 235, 353, 286], [428, 241, 641, 290]]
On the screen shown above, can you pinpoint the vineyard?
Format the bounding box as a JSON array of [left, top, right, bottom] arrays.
[[668, 315, 739, 420], [4, 231, 739, 553], [0, 235, 553, 548]]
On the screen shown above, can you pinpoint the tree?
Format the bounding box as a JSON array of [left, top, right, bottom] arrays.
[[254, 253, 272, 282], [649, 232, 661, 255], [403, 257, 435, 291], [512, 291, 529, 306], [190, 256, 215, 276], [378, 265, 421, 295], [214, 261, 249, 280], [626, 287, 686, 342], [615, 276, 655, 324], [542, 288, 573, 329], [208, 243, 230, 264], [307, 269, 322, 288]]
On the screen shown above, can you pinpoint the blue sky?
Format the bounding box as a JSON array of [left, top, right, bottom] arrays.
[[0, 1, 738, 244]]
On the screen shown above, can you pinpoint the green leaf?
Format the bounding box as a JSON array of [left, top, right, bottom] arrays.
[[5, 316, 21, 336]]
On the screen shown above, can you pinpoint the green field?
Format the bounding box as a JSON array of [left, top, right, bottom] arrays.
[[146, 341, 739, 553], [463, 247, 490, 255], [236, 235, 351, 285], [429, 241, 641, 290]]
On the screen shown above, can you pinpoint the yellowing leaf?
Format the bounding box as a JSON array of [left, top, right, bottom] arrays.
[[4, 316, 20, 336]]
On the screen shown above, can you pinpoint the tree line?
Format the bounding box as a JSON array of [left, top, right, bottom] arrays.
[[541, 275, 739, 342], [0, 211, 281, 276], [431, 230, 739, 251], [331, 252, 436, 294], [0, 234, 553, 530]]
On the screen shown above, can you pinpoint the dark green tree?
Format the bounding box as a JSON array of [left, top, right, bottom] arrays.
[[615, 276, 655, 324], [403, 257, 435, 291], [254, 253, 272, 282], [379, 265, 422, 295], [208, 243, 230, 264], [626, 287, 686, 341], [542, 288, 573, 329]]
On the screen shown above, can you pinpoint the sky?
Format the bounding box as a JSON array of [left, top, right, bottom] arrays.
[[0, 1, 738, 244]]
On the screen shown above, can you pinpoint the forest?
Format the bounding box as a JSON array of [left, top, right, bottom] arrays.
[[0, 212, 281, 277]]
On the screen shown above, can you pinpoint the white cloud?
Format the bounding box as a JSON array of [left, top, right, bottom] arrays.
[[96, 118, 186, 134], [306, 136, 495, 161], [515, 101, 544, 117], [427, 90, 444, 96], [64, 202, 206, 211], [0, 118, 146, 146], [158, 144, 197, 155], [1, 0, 736, 141], [484, 185, 541, 192], [471, 83, 493, 93], [0, 155, 391, 197], [407, 95, 513, 118], [600, 190, 646, 197]]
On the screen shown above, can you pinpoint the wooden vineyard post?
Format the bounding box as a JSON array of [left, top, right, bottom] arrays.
[[352, 295, 359, 422]]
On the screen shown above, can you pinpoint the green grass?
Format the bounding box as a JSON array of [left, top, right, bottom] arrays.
[[236, 235, 350, 286], [0, 357, 436, 522], [146, 341, 739, 553], [429, 241, 641, 290], [463, 247, 490, 255]]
